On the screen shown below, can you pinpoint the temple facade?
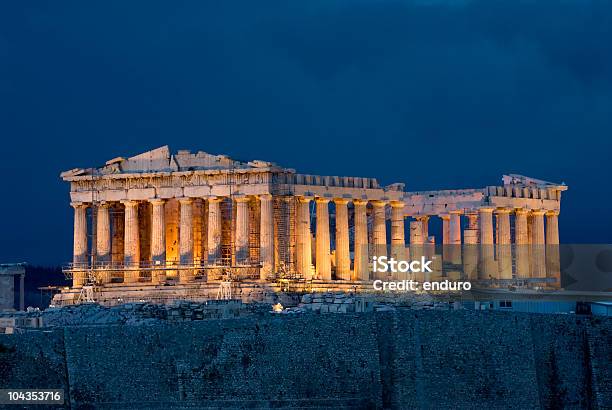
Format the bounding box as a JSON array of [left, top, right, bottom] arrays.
[[60, 146, 566, 295]]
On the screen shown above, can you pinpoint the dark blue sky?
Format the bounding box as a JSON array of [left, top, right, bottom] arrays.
[[1, 0, 611, 265]]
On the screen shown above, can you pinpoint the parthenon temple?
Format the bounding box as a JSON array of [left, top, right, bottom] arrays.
[[59, 146, 566, 301]]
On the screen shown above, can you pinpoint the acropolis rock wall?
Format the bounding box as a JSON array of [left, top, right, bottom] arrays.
[[1, 311, 610, 409]]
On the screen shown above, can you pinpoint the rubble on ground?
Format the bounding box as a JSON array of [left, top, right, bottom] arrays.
[[279, 291, 462, 314]]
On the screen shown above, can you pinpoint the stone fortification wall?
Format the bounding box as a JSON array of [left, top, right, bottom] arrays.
[[1, 311, 610, 409]]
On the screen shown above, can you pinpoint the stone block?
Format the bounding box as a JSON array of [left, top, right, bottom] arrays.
[[127, 188, 156, 200], [184, 186, 212, 198], [157, 187, 184, 198]]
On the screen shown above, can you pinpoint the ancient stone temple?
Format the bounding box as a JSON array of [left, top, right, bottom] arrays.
[[56, 146, 566, 305]]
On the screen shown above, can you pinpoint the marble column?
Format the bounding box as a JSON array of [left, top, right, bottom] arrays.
[[478, 207, 495, 279], [72, 202, 88, 287], [390, 201, 406, 264], [259, 194, 274, 280], [440, 214, 451, 263], [96, 203, 111, 264], [417, 216, 430, 242], [449, 211, 462, 265], [315, 198, 331, 280], [235, 197, 250, 263], [122, 200, 140, 283], [95, 203, 111, 284], [514, 209, 530, 278], [334, 198, 351, 280], [409, 220, 424, 281], [495, 208, 512, 279], [353, 199, 369, 281], [111, 205, 124, 265], [527, 213, 533, 243], [531, 210, 546, 244], [207, 197, 222, 264], [463, 212, 479, 280], [449, 211, 462, 244], [296, 196, 312, 279], [531, 209, 547, 278], [546, 210, 560, 285], [150, 199, 166, 284], [409, 219, 424, 245], [546, 210, 560, 245], [372, 200, 387, 260], [372, 201, 387, 280], [179, 198, 194, 283], [416, 215, 431, 264]]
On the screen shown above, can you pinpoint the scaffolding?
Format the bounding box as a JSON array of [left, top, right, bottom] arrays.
[[204, 164, 262, 282], [273, 195, 297, 278]]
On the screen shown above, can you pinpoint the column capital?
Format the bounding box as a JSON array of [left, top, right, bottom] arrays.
[[206, 196, 223, 203], [70, 202, 88, 209], [120, 200, 139, 207], [545, 210, 560, 216], [258, 193, 273, 201], [389, 200, 404, 209], [531, 209, 547, 216], [449, 210, 463, 215], [495, 207, 512, 214], [334, 198, 350, 205], [149, 198, 166, 205], [297, 195, 313, 203], [515, 207, 529, 215], [438, 213, 451, 220], [352, 199, 368, 206], [478, 207, 495, 213], [315, 197, 330, 204], [234, 196, 251, 203], [370, 200, 387, 208], [178, 197, 193, 205]]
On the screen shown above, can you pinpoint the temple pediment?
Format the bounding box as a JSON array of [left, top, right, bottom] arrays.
[[502, 174, 567, 190], [61, 146, 278, 178]]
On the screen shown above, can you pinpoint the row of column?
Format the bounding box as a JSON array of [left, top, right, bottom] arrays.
[[293, 199, 560, 282], [72, 195, 275, 286], [294, 197, 407, 281], [73, 196, 560, 285], [452, 208, 560, 280]]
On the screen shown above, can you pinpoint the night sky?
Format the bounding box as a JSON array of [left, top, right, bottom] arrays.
[[1, 1, 611, 265]]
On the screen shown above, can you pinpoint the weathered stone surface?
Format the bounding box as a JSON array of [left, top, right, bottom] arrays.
[[1, 311, 609, 409]]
